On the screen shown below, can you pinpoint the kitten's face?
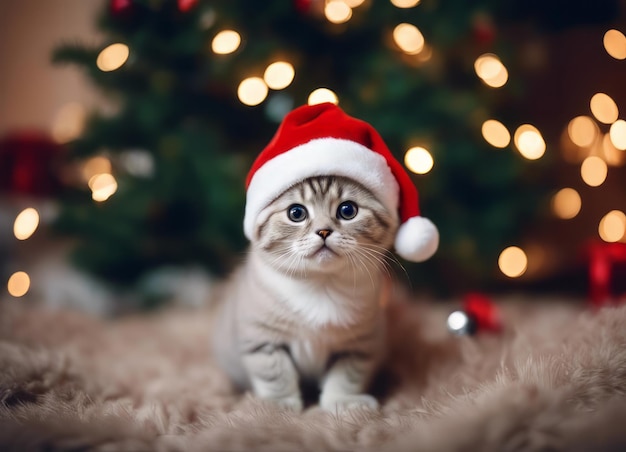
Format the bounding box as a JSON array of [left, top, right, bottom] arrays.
[[252, 176, 399, 276]]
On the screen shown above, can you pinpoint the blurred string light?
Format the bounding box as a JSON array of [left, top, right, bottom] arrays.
[[567, 116, 597, 148], [609, 119, 626, 150], [602, 133, 625, 166], [481, 119, 511, 148], [474, 53, 508, 88], [263, 62, 295, 90], [211, 30, 241, 55], [8, 271, 30, 298], [590, 93, 619, 124], [13, 208, 40, 241], [51, 102, 86, 144], [551, 188, 581, 220], [96, 43, 129, 72], [308, 88, 338, 105], [89, 173, 118, 202], [599, 210, 626, 242], [513, 124, 546, 160], [580, 155, 608, 187], [393, 23, 425, 55], [498, 246, 528, 278], [344, 0, 365, 6], [390, 0, 421, 8], [404, 146, 434, 174], [237, 77, 268, 106], [83, 155, 112, 182], [325, 0, 352, 24], [603, 29, 626, 60]]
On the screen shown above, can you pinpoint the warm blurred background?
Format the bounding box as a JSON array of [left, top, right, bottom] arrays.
[[1, 0, 626, 314]]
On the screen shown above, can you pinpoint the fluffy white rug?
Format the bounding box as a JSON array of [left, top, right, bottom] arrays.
[[1, 294, 626, 451]]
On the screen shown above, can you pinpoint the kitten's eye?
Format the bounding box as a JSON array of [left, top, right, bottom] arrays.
[[287, 204, 308, 222], [337, 201, 358, 220]]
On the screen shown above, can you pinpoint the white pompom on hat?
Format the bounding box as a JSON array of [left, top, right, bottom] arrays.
[[243, 102, 439, 262]]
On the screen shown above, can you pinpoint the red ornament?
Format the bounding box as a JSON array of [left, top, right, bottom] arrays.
[[472, 13, 496, 47], [294, 0, 313, 14], [178, 0, 198, 12], [110, 0, 133, 16], [587, 240, 626, 307], [0, 131, 64, 197], [462, 292, 502, 333]]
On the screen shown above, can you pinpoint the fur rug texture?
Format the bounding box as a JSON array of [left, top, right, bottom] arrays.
[[1, 294, 626, 452]]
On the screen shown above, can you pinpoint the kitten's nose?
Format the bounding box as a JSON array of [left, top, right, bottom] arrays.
[[316, 229, 333, 240]]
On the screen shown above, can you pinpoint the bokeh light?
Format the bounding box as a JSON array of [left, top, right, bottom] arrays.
[[14, 208, 40, 241], [344, 0, 365, 6], [8, 271, 30, 298], [51, 102, 86, 144], [391, 0, 421, 7], [325, 0, 352, 24], [567, 116, 597, 148], [603, 29, 626, 60], [83, 156, 112, 182], [609, 119, 626, 150], [602, 133, 625, 166], [237, 77, 269, 106], [211, 30, 241, 55], [96, 43, 129, 72], [498, 246, 528, 278], [474, 54, 508, 88], [90, 173, 118, 202], [308, 88, 339, 105], [263, 62, 295, 90], [580, 156, 608, 187], [514, 124, 546, 160], [590, 93, 619, 124], [551, 188, 581, 220], [404, 146, 434, 174], [599, 210, 626, 242], [481, 119, 511, 148], [393, 23, 425, 55]]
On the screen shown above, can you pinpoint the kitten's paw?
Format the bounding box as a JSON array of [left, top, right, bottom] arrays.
[[269, 395, 303, 412], [320, 393, 379, 412]]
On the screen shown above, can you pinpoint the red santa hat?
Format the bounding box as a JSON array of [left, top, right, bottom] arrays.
[[244, 102, 439, 262]]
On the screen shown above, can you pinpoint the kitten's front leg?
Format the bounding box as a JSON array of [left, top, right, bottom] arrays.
[[242, 344, 302, 411], [320, 352, 379, 412]]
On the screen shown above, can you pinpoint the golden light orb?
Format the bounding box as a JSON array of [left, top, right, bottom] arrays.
[[390, 0, 421, 7], [603, 29, 626, 60], [481, 119, 511, 148], [567, 116, 598, 148], [51, 102, 87, 144], [580, 156, 608, 187], [474, 54, 508, 88], [393, 23, 425, 55], [498, 246, 528, 278], [590, 93, 619, 124], [96, 43, 129, 72], [551, 188, 581, 220], [602, 133, 625, 166], [609, 119, 626, 150], [90, 173, 118, 202], [263, 61, 295, 90], [13, 208, 40, 241], [324, 0, 352, 24], [404, 146, 434, 174], [514, 124, 546, 160], [344, 0, 365, 7], [8, 271, 30, 298], [211, 30, 241, 55], [599, 210, 626, 242], [308, 88, 339, 105], [83, 156, 112, 182], [237, 77, 269, 106]]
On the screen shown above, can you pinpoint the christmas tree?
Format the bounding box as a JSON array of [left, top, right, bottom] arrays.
[[52, 0, 550, 297]]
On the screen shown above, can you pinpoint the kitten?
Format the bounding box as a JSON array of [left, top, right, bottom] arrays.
[[212, 175, 399, 412]]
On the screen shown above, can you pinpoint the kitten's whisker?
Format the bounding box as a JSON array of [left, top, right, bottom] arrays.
[[362, 244, 410, 284]]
